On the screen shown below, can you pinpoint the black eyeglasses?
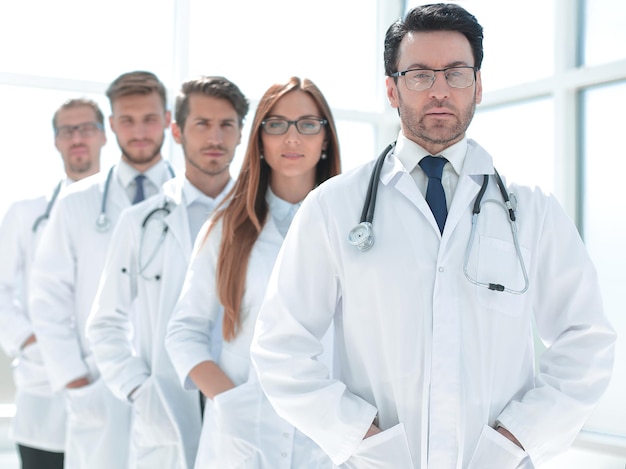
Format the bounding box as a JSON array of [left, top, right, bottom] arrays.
[[391, 66, 477, 91], [261, 118, 327, 135], [55, 122, 104, 139]]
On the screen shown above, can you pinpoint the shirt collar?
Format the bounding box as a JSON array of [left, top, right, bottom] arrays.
[[394, 132, 467, 176], [182, 177, 235, 208], [117, 158, 170, 189], [265, 187, 301, 221]]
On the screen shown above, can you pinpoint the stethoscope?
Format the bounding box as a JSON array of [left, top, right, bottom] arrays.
[[118, 200, 171, 282], [348, 143, 529, 294], [95, 161, 176, 233], [133, 201, 171, 281], [32, 180, 64, 233]]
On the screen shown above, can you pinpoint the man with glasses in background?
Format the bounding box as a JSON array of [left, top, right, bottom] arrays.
[[29, 71, 174, 469], [0, 98, 106, 469], [251, 4, 616, 468]]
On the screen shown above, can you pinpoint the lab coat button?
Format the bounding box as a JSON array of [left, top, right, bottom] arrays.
[[281, 452, 288, 458], [438, 266, 444, 272], [283, 432, 289, 438]]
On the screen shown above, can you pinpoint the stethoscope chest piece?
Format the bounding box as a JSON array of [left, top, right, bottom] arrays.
[[348, 222, 374, 252], [95, 213, 111, 233]]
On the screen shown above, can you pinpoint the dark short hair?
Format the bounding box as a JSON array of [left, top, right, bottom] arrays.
[[106, 71, 167, 110], [384, 3, 484, 77], [175, 76, 250, 129], [52, 98, 105, 132]]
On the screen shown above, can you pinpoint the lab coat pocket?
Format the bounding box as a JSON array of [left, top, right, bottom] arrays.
[[65, 377, 107, 429], [132, 377, 178, 446], [12, 342, 53, 395], [475, 236, 531, 316], [212, 381, 262, 466], [337, 422, 414, 469], [467, 425, 527, 469]]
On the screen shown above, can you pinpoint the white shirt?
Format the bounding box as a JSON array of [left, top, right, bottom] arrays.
[[266, 188, 302, 238], [394, 133, 465, 210], [184, 180, 225, 242], [117, 158, 173, 202]]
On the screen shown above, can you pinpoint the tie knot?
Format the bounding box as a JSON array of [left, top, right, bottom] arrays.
[[419, 156, 447, 180]]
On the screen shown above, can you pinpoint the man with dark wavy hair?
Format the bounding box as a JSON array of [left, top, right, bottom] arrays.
[[251, 4, 615, 468], [87, 76, 248, 469]]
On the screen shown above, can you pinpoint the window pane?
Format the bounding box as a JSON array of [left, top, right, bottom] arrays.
[[0, 1, 176, 84], [581, 81, 626, 435], [188, 0, 379, 112], [583, 0, 626, 66], [335, 121, 377, 172], [404, 1, 555, 91], [470, 98, 555, 193]]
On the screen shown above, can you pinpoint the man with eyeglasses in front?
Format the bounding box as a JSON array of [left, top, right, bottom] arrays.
[[0, 98, 105, 469], [29, 71, 174, 469], [251, 4, 615, 468]]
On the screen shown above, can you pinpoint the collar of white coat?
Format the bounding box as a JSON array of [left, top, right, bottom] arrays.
[[381, 133, 495, 185], [116, 158, 171, 190]]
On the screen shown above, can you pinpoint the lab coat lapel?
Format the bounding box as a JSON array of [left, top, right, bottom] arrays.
[[381, 153, 443, 236], [444, 174, 481, 237], [163, 180, 193, 259], [107, 166, 132, 214], [444, 140, 495, 238]]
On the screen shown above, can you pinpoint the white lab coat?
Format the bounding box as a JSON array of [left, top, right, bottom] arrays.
[[166, 206, 333, 469], [0, 191, 66, 452], [29, 161, 172, 469], [86, 176, 233, 469], [251, 138, 616, 469]]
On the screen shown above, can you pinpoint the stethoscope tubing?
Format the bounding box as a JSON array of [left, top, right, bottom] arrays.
[[32, 179, 64, 233], [95, 161, 176, 233], [350, 142, 529, 294], [137, 202, 170, 280]]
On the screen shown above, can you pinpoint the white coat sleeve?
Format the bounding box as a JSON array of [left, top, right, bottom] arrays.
[[0, 203, 34, 356], [251, 195, 378, 466], [165, 220, 225, 390], [86, 209, 149, 401], [29, 196, 89, 390], [488, 194, 616, 467]]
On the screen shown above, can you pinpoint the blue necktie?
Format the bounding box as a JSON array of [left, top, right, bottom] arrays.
[[419, 156, 448, 233], [132, 175, 146, 204]]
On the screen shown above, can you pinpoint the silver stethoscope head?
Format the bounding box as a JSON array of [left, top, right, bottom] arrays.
[[95, 213, 111, 233], [348, 222, 374, 251], [347, 143, 395, 252]]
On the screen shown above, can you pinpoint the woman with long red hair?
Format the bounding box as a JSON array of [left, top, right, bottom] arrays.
[[166, 76, 341, 468]]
